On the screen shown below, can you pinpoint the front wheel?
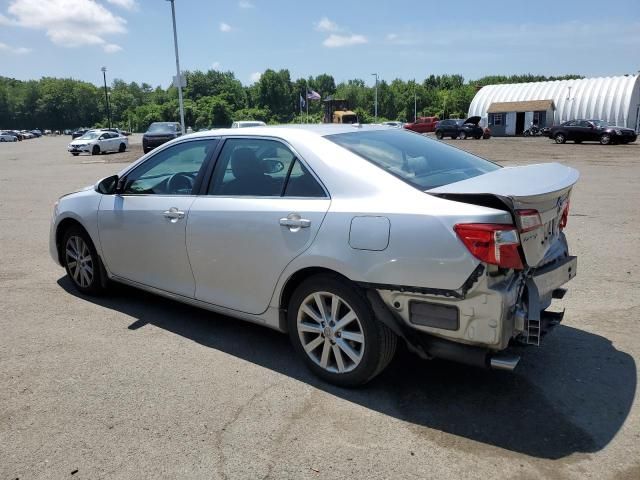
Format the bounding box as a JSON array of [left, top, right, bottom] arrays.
[[118, 142, 126, 152], [600, 133, 612, 145], [62, 226, 107, 295], [72, 153, 79, 156], [459, 131, 467, 140], [92, 145, 100, 155], [435, 131, 443, 140], [554, 133, 566, 144], [288, 274, 397, 387]]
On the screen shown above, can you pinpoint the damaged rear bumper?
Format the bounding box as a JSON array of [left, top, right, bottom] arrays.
[[368, 255, 577, 370]]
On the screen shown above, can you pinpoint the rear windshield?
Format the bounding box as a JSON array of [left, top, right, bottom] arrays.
[[147, 123, 177, 133], [327, 129, 500, 190]]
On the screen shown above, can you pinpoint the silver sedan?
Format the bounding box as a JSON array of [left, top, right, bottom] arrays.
[[50, 125, 579, 386]]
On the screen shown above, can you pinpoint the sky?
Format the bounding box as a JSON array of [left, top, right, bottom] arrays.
[[1, 0, 639, 88]]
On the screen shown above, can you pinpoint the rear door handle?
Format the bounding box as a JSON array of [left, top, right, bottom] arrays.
[[163, 207, 185, 222], [280, 215, 311, 229]]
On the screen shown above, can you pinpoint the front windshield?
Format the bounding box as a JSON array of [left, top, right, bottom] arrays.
[[327, 129, 500, 190], [147, 123, 177, 133], [78, 132, 99, 140]]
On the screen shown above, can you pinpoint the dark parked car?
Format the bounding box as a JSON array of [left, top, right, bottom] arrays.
[[435, 116, 484, 140], [142, 122, 182, 153], [71, 128, 90, 139], [549, 119, 637, 145]]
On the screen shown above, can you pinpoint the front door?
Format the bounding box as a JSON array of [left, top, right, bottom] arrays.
[[98, 138, 217, 297], [516, 112, 525, 135], [505, 112, 516, 135], [187, 137, 330, 314]]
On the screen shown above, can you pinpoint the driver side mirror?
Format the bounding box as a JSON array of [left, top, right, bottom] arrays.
[[95, 174, 120, 194]]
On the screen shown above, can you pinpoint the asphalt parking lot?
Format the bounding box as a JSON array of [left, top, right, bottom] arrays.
[[1, 134, 639, 479]]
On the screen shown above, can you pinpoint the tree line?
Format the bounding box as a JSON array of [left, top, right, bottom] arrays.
[[0, 72, 582, 131]]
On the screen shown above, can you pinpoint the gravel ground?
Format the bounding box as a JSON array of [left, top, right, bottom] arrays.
[[1, 134, 639, 479]]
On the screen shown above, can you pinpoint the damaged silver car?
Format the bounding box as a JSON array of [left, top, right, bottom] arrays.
[[50, 125, 578, 386]]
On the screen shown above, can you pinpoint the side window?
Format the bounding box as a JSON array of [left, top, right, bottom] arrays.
[[578, 120, 591, 128], [494, 114, 503, 126], [208, 138, 296, 196], [123, 139, 216, 195], [283, 160, 325, 197]]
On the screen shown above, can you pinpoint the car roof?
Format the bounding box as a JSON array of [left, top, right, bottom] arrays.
[[187, 123, 393, 140]]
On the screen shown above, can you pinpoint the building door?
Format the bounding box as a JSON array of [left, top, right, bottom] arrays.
[[516, 112, 525, 135], [505, 112, 516, 135]]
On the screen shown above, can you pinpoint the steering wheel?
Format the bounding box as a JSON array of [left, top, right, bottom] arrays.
[[166, 172, 194, 193]]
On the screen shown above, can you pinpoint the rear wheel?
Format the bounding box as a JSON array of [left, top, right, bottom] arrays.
[[600, 133, 611, 145], [62, 226, 107, 295], [118, 142, 126, 152], [459, 131, 467, 140], [92, 145, 100, 155], [0, 138, 5, 142], [474, 135, 481, 140], [72, 153, 79, 156], [554, 133, 566, 144], [435, 131, 443, 140], [288, 274, 397, 387]]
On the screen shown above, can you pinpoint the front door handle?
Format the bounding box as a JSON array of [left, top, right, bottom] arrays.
[[280, 214, 311, 230], [163, 207, 185, 222]]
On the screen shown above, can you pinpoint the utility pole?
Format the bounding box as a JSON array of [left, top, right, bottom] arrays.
[[101, 66, 111, 129], [167, 0, 186, 133], [371, 73, 378, 122], [414, 87, 417, 122]]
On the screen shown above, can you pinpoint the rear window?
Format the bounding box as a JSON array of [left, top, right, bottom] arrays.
[[327, 129, 500, 190], [147, 123, 177, 133]]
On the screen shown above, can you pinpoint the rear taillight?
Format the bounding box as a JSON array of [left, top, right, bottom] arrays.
[[454, 224, 524, 270], [559, 201, 570, 230], [516, 209, 542, 232]]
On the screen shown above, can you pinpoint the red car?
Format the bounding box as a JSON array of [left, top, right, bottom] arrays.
[[404, 116, 439, 134]]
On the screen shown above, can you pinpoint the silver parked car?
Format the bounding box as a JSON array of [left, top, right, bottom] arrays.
[[50, 125, 579, 386]]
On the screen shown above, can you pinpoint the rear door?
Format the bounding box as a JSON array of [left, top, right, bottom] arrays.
[[187, 137, 330, 314]]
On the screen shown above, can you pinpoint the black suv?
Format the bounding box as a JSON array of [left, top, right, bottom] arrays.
[[549, 119, 637, 145], [435, 116, 484, 140], [142, 122, 182, 153]]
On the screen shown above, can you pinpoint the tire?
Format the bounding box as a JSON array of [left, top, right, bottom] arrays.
[[92, 145, 100, 155], [61, 225, 107, 295], [118, 143, 126, 152], [600, 133, 611, 145], [72, 153, 79, 156], [554, 133, 566, 144], [523, 130, 530, 137], [0, 138, 5, 142], [459, 131, 467, 140], [287, 274, 397, 387], [574, 139, 582, 144], [474, 135, 481, 140], [435, 131, 443, 140]]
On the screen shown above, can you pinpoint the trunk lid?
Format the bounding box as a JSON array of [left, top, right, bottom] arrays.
[[430, 163, 579, 268]]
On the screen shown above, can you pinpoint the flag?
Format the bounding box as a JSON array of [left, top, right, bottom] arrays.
[[299, 94, 306, 110], [306, 90, 321, 101]]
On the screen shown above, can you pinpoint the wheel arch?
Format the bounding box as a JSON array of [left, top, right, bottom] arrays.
[[55, 217, 91, 264], [278, 266, 354, 332]]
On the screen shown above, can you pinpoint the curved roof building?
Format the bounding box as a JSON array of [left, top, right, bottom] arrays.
[[468, 75, 640, 134]]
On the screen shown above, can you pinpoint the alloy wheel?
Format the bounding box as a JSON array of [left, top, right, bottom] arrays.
[[297, 292, 365, 374], [65, 235, 94, 288]]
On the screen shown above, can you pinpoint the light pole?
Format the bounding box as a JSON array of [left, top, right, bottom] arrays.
[[414, 83, 417, 122], [101, 66, 112, 129], [371, 73, 378, 122], [167, 0, 186, 133]]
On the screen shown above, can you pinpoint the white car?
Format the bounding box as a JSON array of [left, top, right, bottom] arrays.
[[68, 130, 128, 156], [0, 131, 18, 142], [231, 121, 267, 128]]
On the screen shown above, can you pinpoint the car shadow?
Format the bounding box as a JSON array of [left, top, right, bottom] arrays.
[[57, 277, 636, 460]]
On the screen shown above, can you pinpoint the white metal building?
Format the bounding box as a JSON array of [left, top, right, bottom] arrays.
[[468, 75, 640, 135]]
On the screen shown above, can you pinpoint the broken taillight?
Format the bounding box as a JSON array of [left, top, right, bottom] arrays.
[[516, 209, 542, 233], [454, 223, 524, 270]]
